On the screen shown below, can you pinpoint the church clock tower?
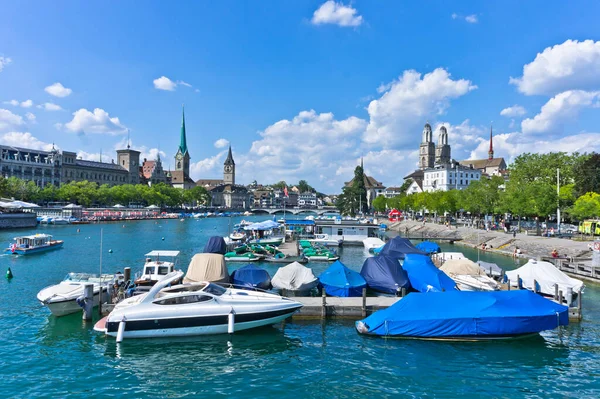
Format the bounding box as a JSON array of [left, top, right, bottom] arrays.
[[223, 145, 235, 185], [175, 106, 190, 177]]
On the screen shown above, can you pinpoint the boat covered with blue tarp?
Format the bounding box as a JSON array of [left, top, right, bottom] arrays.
[[402, 254, 456, 292], [360, 255, 411, 294], [378, 237, 426, 259], [203, 236, 227, 255], [415, 241, 441, 254], [355, 290, 569, 339], [230, 264, 272, 290], [319, 260, 367, 297]]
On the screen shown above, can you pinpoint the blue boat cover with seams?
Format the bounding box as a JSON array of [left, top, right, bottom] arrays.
[[204, 236, 227, 255], [357, 290, 569, 337], [231, 264, 272, 290], [402, 254, 457, 293], [360, 255, 411, 294], [319, 260, 367, 297], [378, 236, 426, 259], [415, 241, 441, 254]]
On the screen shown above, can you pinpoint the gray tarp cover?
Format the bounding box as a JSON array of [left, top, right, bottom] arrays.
[[184, 253, 230, 283], [271, 261, 318, 291]]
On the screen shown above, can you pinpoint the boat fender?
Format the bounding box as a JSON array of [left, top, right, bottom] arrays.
[[228, 309, 235, 334], [76, 295, 86, 308], [116, 316, 127, 343]]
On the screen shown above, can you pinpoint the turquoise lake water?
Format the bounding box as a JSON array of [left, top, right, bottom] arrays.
[[1, 217, 599, 398]]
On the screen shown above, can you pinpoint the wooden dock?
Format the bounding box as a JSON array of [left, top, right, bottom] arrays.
[[291, 294, 400, 319], [278, 237, 299, 257]]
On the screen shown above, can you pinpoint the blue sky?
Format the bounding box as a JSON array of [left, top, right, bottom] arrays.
[[1, 1, 600, 192]]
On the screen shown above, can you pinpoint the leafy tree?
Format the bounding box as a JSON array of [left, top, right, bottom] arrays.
[[271, 181, 287, 190], [573, 153, 600, 197], [372, 195, 387, 212], [296, 180, 314, 193], [398, 178, 413, 195], [336, 185, 359, 216], [571, 192, 600, 220]]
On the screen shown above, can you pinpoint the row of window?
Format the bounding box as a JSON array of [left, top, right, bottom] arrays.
[[62, 169, 127, 182]]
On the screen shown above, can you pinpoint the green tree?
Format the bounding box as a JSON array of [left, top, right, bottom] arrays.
[[571, 192, 600, 220], [573, 153, 600, 197], [296, 180, 314, 193], [271, 181, 287, 190], [372, 195, 387, 212]]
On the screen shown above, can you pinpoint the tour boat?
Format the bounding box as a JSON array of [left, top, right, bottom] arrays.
[[94, 271, 302, 340], [37, 272, 116, 316], [5, 234, 64, 255], [134, 250, 180, 287]]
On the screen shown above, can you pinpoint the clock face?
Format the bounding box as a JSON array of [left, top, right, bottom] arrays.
[[224, 165, 232, 173], [176, 153, 182, 160]]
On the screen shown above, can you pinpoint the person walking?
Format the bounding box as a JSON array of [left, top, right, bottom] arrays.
[[513, 230, 516, 238]]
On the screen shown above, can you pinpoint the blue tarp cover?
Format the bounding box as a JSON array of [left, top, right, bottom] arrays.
[[319, 260, 367, 297], [231, 264, 272, 290], [284, 220, 315, 226], [379, 237, 426, 259], [244, 220, 281, 231], [357, 290, 569, 338], [203, 236, 227, 255], [415, 241, 441, 254], [402, 254, 456, 292], [360, 255, 411, 294]]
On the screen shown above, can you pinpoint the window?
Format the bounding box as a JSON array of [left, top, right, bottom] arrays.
[[155, 295, 213, 305], [460, 180, 463, 185], [144, 266, 155, 275], [203, 283, 226, 296], [122, 160, 125, 165], [158, 266, 170, 275]]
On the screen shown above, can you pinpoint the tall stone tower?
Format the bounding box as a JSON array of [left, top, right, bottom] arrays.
[[435, 126, 451, 165], [175, 106, 190, 177], [419, 122, 435, 170], [223, 145, 235, 185], [117, 139, 141, 185]]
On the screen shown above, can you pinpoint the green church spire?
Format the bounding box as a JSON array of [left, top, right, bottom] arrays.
[[179, 105, 188, 155]]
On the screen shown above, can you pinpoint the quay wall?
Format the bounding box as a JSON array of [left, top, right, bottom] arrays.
[[389, 220, 592, 260], [0, 213, 37, 229]]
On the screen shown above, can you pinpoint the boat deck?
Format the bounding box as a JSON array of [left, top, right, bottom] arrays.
[[278, 238, 299, 257]]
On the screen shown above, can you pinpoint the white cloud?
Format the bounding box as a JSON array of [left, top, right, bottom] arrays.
[[452, 13, 478, 23], [465, 14, 478, 24], [311, 1, 363, 27], [214, 138, 229, 148], [25, 112, 36, 122], [433, 119, 486, 155], [0, 108, 24, 131], [76, 151, 102, 162], [510, 39, 600, 96], [44, 82, 72, 97], [37, 102, 63, 111], [20, 99, 33, 108], [190, 150, 229, 178], [521, 90, 600, 135], [153, 76, 176, 91], [177, 80, 192, 88], [4, 100, 18, 106], [0, 56, 11, 72], [0, 132, 55, 151], [469, 131, 600, 161], [500, 105, 526, 117], [64, 108, 127, 135], [363, 68, 477, 146]]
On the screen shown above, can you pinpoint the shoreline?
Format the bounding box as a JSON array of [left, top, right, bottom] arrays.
[[389, 220, 592, 261]]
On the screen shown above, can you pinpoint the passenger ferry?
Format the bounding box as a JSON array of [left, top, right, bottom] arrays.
[[5, 234, 64, 255]]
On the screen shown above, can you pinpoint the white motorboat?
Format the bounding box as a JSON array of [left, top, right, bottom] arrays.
[[306, 233, 343, 247], [229, 231, 246, 241], [37, 272, 116, 316], [51, 217, 71, 225], [440, 259, 500, 292], [363, 237, 385, 252], [134, 250, 180, 287], [94, 271, 302, 340], [5, 233, 64, 255]]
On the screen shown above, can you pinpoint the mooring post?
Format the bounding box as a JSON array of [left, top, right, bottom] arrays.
[[321, 289, 326, 318], [577, 290, 582, 317], [554, 284, 559, 300], [82, 283, 94, 321], [559, 290, 563, 305], [533, 279, 538, 293], [507, 279, 511, 290], [362, 288, 367, 317], [566, 287, 573, 307], [401, 287, 407, 297], [517, 274, 522, 289], [124, 267, 131, 285]]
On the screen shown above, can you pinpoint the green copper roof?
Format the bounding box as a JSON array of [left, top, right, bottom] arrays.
[[179, 106, 188, 155]]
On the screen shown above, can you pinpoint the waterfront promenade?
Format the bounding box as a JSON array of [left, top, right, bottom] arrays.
[[390, 220, 592, 260]]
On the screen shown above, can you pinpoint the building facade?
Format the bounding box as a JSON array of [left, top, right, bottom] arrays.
[[141, 154, 167, 186], [209, 146, 253, 208], [1, 145, 62, 187], [422, 162, 482, 192]]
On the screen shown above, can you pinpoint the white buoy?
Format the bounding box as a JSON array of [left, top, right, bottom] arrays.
[[116, 317, 127, 343], [228, 311, 235, 334]]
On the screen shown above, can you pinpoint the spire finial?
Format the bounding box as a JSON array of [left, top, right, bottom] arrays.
[[127, 129, 130, 149], [488, 124, 494, 160], [360, 156, 364, 169]]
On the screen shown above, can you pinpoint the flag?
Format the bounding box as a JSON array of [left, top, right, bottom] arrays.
[[283, 186, 289, 198]]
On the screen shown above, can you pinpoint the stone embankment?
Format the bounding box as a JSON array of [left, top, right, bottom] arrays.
[[388, 220, 592, 260], [0, 213, 37, 229]]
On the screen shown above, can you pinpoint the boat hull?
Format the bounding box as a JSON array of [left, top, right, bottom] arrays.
[[225, 256, 260, 262], [42, 291, 102, 317], [101, 307, 301, 338], [5, 241, 63, 255]]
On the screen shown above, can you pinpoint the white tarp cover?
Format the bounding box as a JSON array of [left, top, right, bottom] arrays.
[[271, 262, 318, 291], [184, 253, 229, 284], [505, 259, 584, 295], [440, 259, 482, 276]]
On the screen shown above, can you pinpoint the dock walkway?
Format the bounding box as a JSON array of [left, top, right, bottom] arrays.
[[291, 295, 399, 318], [278, 237, 299, 257]]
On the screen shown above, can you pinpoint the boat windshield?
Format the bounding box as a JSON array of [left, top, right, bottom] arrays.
[[158, 266, 170, 275], [144, 266, 155, 275], [202, 283, 226, 296]]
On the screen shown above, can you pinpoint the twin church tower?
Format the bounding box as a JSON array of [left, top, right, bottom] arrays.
[[419, 122, 451, 170]]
